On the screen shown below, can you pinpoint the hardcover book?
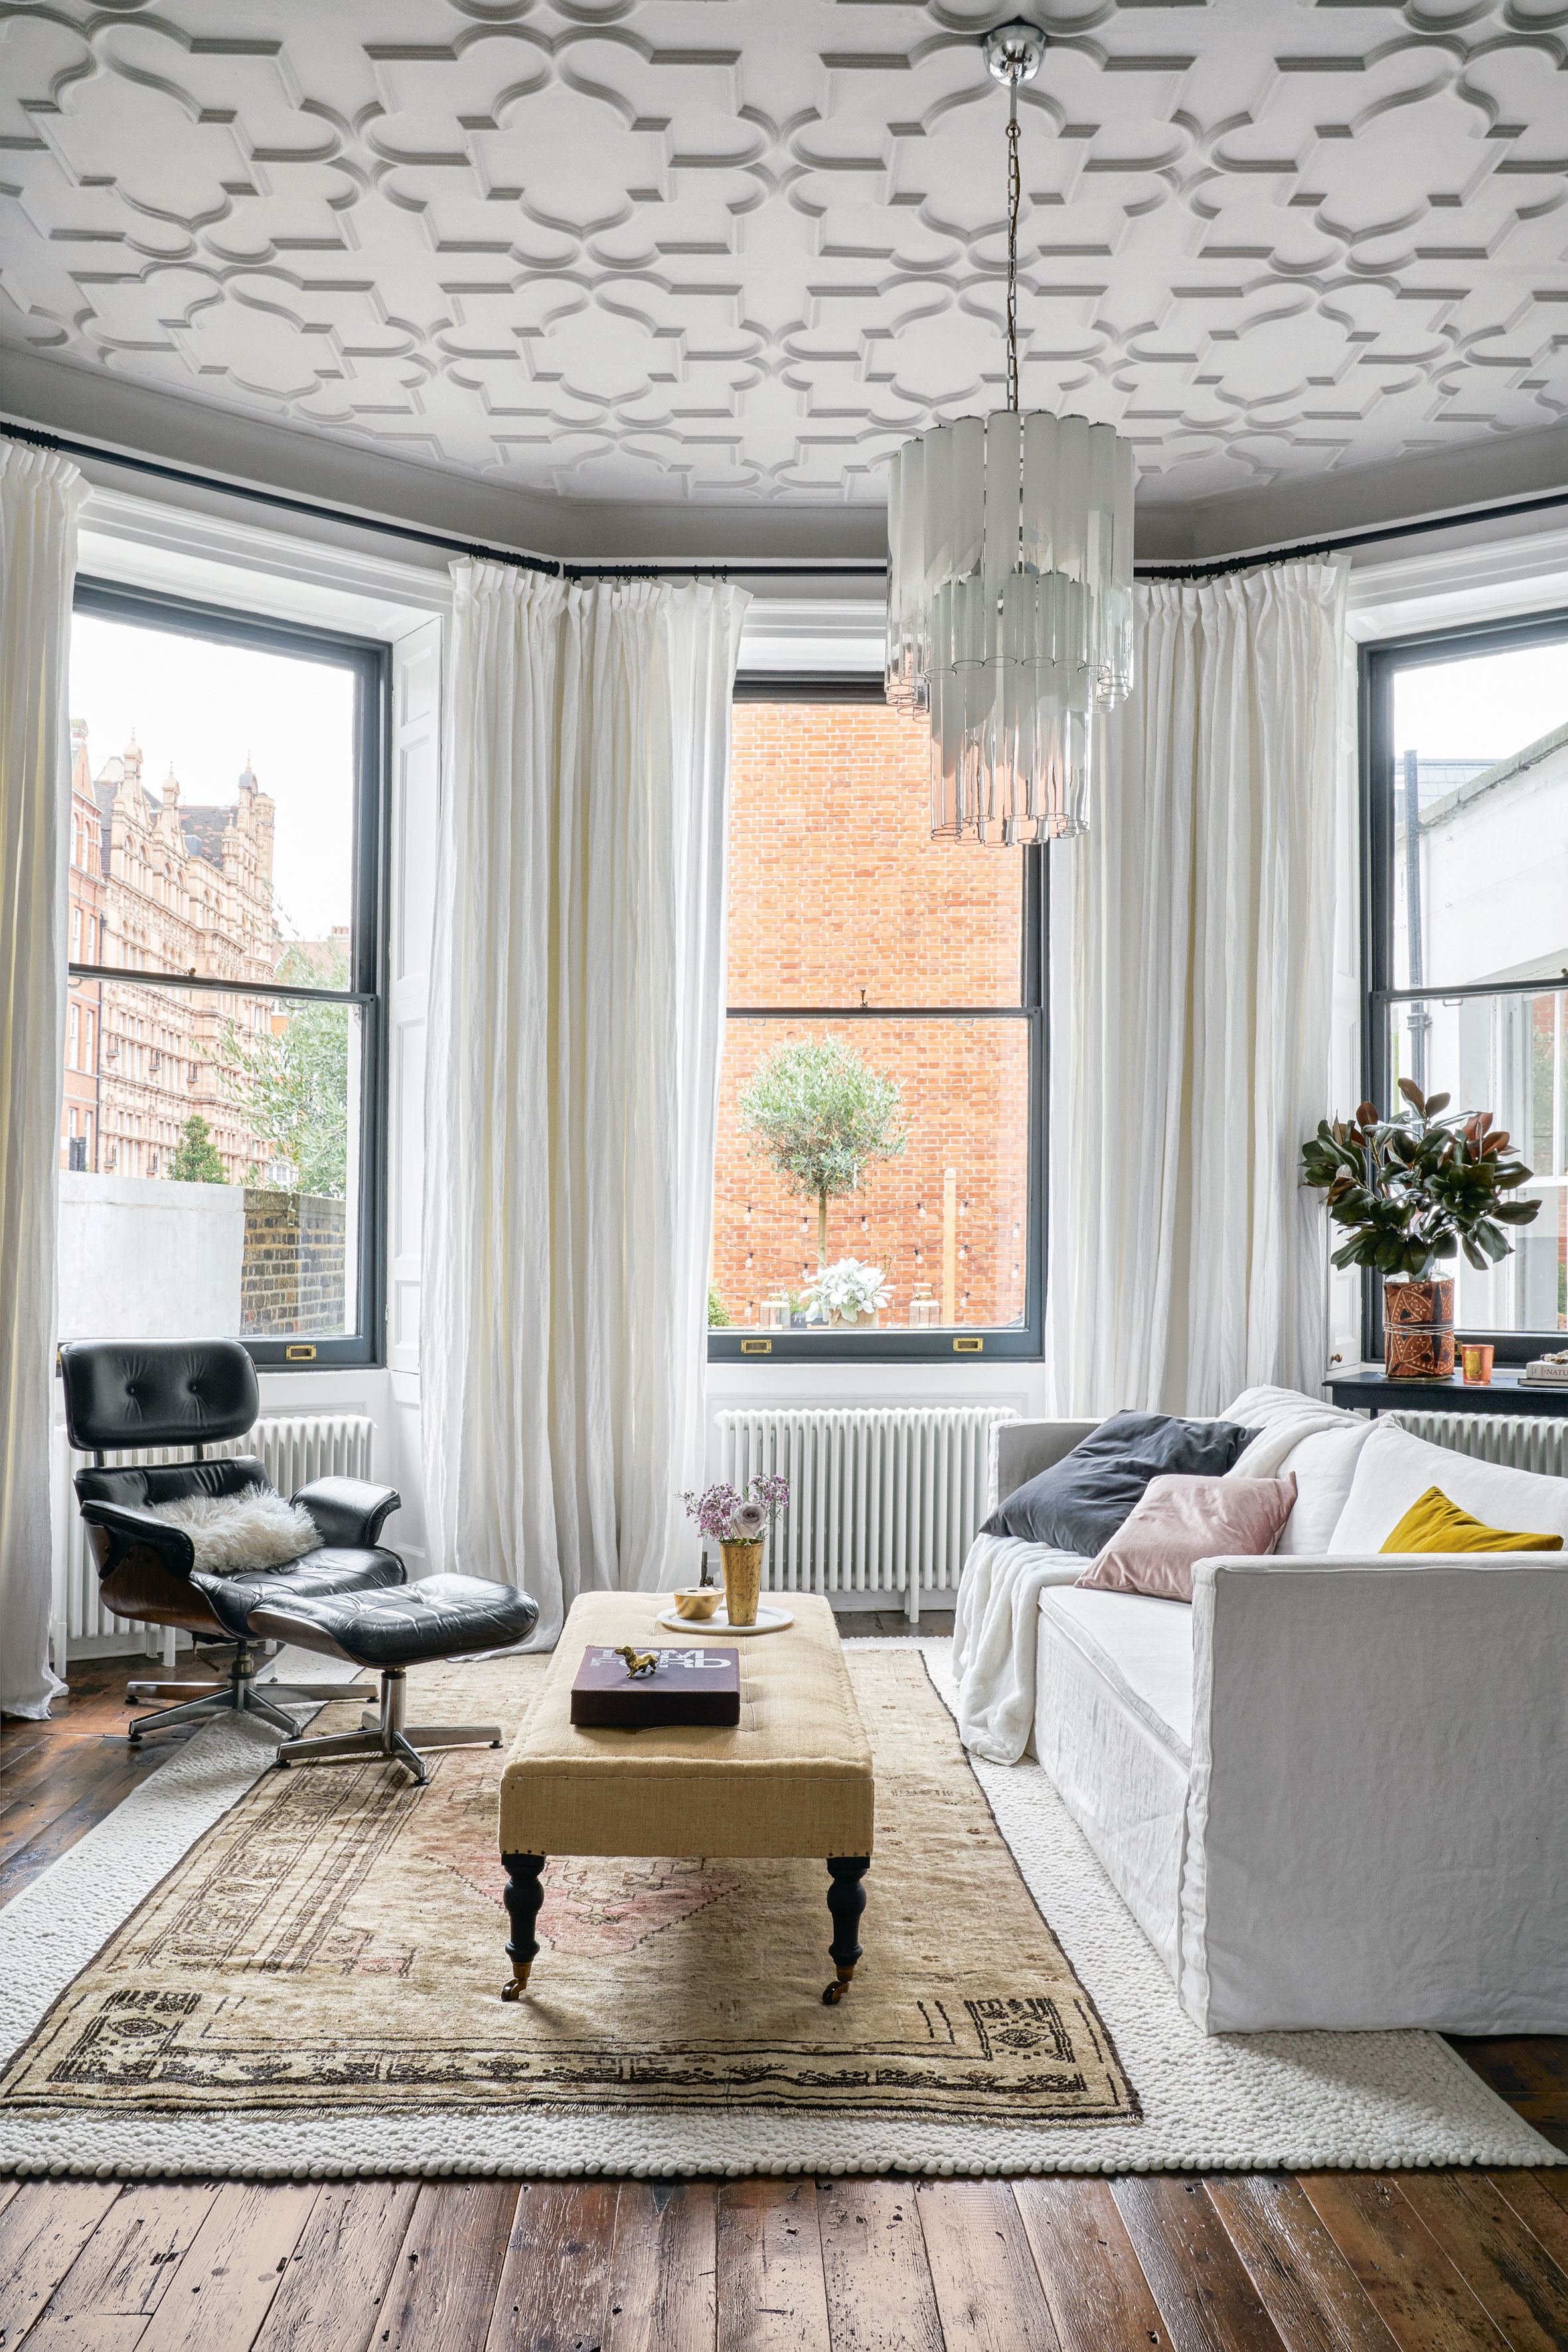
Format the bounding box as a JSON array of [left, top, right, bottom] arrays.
[[570, 1644, 742, 1729]]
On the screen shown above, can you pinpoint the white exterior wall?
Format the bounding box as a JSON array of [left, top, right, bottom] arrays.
[[1391, 740, 1568, 1335], [1411, 742, 1568, 991], [58, 1171, 243, 1341]]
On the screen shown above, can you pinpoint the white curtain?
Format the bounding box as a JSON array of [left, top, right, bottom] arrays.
[[1048, 559, 1347, 1418], [422, 565, 748, 1644], [0, 442, 83, 1719]]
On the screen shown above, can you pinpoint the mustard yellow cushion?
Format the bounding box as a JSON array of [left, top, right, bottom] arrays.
[[1379, 1485, 1564, 1555]]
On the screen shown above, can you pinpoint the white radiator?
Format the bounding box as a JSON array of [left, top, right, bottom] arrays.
[[1391, 1411, 1568, 1479], [715, 1406, 1014, 1621], [50, 1413, 375, 1670]]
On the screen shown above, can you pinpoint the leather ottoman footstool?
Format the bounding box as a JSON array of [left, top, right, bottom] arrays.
[[249, 1571, 538, 1787], [497, 1591, 875, 2005]]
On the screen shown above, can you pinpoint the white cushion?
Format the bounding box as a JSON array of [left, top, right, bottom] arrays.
[[1038, 1584, 1194, 1748], [1273, 1424, 1376, 1553], [1328, 1419, 1568, 1553]]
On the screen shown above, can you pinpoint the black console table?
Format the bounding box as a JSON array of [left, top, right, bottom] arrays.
[[1324, 1365, 1568, 1418]]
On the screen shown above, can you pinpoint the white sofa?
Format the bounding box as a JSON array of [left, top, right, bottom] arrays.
[[975, 1408, 1568, 2035]]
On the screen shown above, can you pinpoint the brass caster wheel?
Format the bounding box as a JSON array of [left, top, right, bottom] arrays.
[[501, 1980, 527, 2003], [823, 1981, 847, 2006]]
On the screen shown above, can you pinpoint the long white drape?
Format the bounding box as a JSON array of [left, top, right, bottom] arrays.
[[0, 442, 83, 1719], [1048, 559, 1346, 1418], [422, 566, 747, 1644]]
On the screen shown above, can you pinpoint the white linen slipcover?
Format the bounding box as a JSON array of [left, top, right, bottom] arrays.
[[1034, 1588, 1192, 1977], [1030, 1553, 1568, 2034], [1180, 1553, 1568, 2034]]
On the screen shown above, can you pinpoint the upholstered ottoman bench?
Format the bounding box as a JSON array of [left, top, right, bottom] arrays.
[[497, 1591, 875, 2005]]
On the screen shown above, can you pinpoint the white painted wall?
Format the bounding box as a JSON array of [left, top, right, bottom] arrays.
[[58, 1172, 243, 1341]]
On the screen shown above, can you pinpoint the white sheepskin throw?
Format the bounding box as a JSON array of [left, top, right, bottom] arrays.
[[146, 1485, 319, 1576]]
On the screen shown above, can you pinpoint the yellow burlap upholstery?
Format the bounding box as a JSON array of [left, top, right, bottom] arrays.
[[498, 1592, 875, 1860]]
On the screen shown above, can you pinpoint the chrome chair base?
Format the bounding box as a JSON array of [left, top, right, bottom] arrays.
[[126, 1643, 369, 1742], [275, 1663, 502, 1788]]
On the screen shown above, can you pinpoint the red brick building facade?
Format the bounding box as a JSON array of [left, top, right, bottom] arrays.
[[59, 723, 285, 1183], [711, 703, 1031, 1330]]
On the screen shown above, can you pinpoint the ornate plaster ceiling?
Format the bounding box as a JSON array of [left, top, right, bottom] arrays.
[[3, 0, 1568, 527]]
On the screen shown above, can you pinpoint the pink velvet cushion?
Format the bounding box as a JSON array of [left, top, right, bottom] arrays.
[[1077, 1472, 1298, 1602]]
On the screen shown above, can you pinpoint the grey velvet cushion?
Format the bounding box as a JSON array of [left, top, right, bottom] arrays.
[[980, 1410, 1261, 1555]]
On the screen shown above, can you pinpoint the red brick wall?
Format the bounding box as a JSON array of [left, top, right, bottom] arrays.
[[712, 704, 1030, 1329]]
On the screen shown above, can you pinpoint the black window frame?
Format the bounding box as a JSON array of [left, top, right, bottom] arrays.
[[1360, 602, 1568, 1366], [708, 672, 1047, 1365], [68, 575, 390, 1371]]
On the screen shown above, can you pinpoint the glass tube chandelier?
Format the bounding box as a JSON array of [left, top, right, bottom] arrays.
[[884, 19, 1136, 845]]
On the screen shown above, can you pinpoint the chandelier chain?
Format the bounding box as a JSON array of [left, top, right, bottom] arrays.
[[1005, 88, 1022, 413]]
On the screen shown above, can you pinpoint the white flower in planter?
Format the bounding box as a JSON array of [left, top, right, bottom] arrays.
[[804, 1256, 893, 1325], [731, 1498, 767, 1540]]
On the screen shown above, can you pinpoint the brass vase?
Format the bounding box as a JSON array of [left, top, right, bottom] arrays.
[[719, 1538, 765, 1627], [1383, 1276, 1456, 1379]]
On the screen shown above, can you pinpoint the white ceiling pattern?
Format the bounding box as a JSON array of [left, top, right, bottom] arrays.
[[3, 0, 1568, 513]]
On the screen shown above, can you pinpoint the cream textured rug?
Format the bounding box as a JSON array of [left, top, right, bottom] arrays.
[[0, 1640, 1558, 2179]]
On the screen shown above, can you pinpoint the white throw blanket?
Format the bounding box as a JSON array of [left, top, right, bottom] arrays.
[[951, 1535, 1087, 1764], [1222, 1384, 1360, 1478], [951, 1387, 1363, 1764]]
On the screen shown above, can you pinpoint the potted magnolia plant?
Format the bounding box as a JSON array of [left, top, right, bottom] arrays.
[[805, 1256, 892, 1329], [682, 1473, 789, 1626], [1300, 1080, 1541, 1377]]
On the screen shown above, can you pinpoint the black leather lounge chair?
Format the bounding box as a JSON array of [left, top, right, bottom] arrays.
[[60, 1337, 404, 1742]]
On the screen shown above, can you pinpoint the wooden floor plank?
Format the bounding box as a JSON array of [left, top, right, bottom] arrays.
[[0, 1756, 163, 1911], [1012, 2176, 1172, 2352], [1399, 2173, 1568, 2352], [815, 2177, 943, 2352], [1111, 2177, 1289, 2352], [0, 2182, 123, 2345], [249, 2177, 420, 2352], [1204, 2176, 1400, 2352], [134, 2183, 319, 2352], [914, 2179, 1060, 2352], [373, 2181, 517, 2352], [603, 2181, 717, 2352], [18, 2181, 221, 2352], [1450, 2041, 1568, 2155], [1488, 2171, 1568, 2270], [1297, 2175, 1511, 2352], [483, 2181, 615, 2352], [716, 2177, 832, 2352]]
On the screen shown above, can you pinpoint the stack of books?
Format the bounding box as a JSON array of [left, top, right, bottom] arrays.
[[1520, 1351, 1568, 1388]]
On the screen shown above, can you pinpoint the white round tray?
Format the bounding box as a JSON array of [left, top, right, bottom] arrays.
[[655, 1603, 794, 1638]]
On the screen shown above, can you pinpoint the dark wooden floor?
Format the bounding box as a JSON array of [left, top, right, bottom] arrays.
[[3, 1643, 1566, 2352]]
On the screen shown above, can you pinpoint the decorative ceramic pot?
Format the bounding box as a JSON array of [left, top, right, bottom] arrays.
[[720, 1538, 765, 1627], [1383, 1276, 1456, 1379], [828, 1309, 880, 1329]]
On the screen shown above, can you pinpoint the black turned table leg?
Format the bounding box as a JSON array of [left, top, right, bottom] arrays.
[[823, 1856, 870, 2005], [501, 1852, 546, 2000]]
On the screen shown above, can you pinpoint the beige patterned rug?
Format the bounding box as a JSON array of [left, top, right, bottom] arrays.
[[0, 1649, 1138, 2130]]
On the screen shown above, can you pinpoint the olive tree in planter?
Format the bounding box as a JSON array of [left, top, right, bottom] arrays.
[[1300, 1080, 1541, 1376], [739, 1036, 907, 1277]]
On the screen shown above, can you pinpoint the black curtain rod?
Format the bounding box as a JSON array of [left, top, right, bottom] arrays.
[[0, 421, 883, 583], [8, 416, 1568, 585], [1132, 481, 1568, 580]]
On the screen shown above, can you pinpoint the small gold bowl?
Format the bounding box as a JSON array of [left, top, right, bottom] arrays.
[[670, 1586, 724, 1621]]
